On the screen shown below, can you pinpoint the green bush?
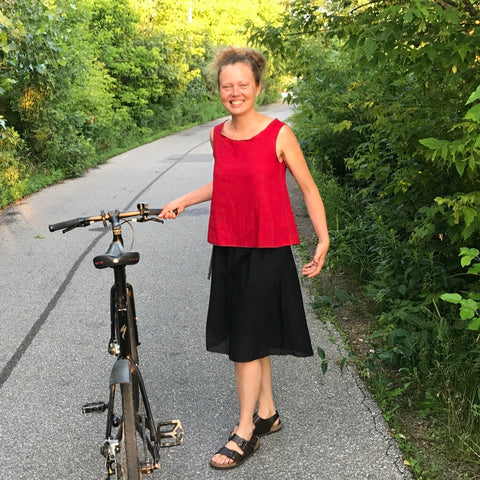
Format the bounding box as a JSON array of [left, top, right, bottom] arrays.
[[250, 1, 480, 472], [0, 124, 27, 207]]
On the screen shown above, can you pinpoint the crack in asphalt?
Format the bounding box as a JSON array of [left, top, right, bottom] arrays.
[[351, 370, 412, 478], [0, 141, 209, 391]]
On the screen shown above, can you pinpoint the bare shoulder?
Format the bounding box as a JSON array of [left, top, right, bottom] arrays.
[[277, 123, 302, 160], [256, 113, 275, 132]]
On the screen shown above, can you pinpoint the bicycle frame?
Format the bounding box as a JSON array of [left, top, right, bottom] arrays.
[[49, 204, 183, 479], [110, 244, 155, 462]]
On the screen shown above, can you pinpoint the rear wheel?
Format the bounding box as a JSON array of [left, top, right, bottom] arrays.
[[127, 312, 159, 474], [111, 287, 158, 478], [111, 291, 142, 479], [117, 382, 141, 480]]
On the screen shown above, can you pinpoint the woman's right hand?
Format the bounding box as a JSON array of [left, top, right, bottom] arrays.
[[159, 200, 184, 219], [158, 182, 213, 220]]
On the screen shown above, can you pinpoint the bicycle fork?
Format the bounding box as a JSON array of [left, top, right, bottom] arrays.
[[83, 358, 184, 475], [82, 275, 183, 476]]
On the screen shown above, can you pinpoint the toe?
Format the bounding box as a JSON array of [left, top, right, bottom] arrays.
[[211, 452, 233, 467]]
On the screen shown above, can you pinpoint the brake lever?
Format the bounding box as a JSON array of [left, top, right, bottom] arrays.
[[135, 217, 164, 224]]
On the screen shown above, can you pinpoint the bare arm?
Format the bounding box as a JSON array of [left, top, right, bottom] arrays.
[[277, 125, 330, 278], [159, 181, 213, 219]]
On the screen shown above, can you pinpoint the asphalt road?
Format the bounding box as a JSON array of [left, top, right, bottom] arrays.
[[0, 103, 412, 480]]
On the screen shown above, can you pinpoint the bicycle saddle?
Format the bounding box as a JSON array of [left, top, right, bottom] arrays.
[[93, 241, 140, 269]]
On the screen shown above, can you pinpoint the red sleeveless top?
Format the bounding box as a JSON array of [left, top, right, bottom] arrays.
[[207, 118, 300, 248]]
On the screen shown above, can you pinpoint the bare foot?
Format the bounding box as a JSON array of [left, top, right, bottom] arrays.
[[210, 426, 255, 468], [210, 439, 242, 467]]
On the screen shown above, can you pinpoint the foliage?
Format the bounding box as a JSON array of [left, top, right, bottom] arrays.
[[1, 0, 95, 177], [86, 0, 185, 132], [441, 248, 480, 330], [249, 0, 480, 475], [418, 87, 480, 245], [2, 0, 480, 474], [0, 0, 286, 208], [0, 123, 27, 206]]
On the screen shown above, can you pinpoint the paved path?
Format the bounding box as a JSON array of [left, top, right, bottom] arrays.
[[0, 103, 412, 479]]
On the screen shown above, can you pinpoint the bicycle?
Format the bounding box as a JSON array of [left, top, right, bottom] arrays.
[[49, 203, 183, 479]]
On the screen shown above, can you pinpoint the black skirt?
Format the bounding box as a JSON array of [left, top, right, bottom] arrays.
[[206, 245, 314, 362]]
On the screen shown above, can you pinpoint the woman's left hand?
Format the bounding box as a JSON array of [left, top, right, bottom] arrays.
[[301, 241, 329, 278]]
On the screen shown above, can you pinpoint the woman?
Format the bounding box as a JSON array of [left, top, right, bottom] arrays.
[[160, 46, 329, 469]]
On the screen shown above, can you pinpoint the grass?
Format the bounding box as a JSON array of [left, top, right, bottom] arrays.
[[291, 179, 480, 480], [0, 95, 230, 211], [1, 119, 213, 212], [308, 268, 480, 480]]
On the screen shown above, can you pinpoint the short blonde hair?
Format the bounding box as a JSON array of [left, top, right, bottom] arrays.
[[214, 46, 267, 86]]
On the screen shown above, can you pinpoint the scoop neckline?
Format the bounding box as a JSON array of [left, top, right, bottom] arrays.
[[220, 118, 279, 141]]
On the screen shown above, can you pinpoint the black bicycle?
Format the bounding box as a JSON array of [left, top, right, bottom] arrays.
[[49, 203, 183, 479]]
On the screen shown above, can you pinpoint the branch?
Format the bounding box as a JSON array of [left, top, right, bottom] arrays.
[[434, 0, 460, 9], [351, 0, 479, 18], [461, 0, 479, 17], [433, 0, 478, 16], [349, 0, 384, 16]]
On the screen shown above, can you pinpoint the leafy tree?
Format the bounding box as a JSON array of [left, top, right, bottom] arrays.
[[250, 0, 480, 456], [0, 0, 96, 176], [0, 0, 289, 205], [85, 0, 182, 132], [137, 0, 286, 118]]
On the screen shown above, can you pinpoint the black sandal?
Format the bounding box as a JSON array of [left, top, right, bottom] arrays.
[[229, 411, 282, 440], [209, 433, 259, 470], [253, 410, 282, 437]]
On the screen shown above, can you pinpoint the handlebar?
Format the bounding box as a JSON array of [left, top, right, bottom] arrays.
[[49, 203, 164, 233]]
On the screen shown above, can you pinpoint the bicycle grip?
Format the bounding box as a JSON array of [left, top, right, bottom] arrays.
[[49, 217, 87, 232], [146, 208, 163, 216], [143, 208, 177, 217]]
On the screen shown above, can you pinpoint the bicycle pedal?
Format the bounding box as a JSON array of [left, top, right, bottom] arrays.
[[157, 420, 184, 447], [82, 402, 107, 414], [141, 462, 161, 474]]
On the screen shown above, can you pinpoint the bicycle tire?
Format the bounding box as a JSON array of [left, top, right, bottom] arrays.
[[119, 382, 141, 480], [126, 288, 140, 411], [126, 290, 158, 474], [112, 282, 160, 478], [112, 289, 142, 479]]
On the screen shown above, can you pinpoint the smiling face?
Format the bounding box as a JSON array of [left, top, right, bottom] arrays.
[[218, 62, 262, 116]]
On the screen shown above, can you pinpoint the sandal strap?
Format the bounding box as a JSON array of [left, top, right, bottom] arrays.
[[253, 410, 279, 429], [216, 434, 258, 462], [211, 434, 259, 470], [216, 445, 244, 463], [230, 433, 257, 455], [230, 433, 248, 451]]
